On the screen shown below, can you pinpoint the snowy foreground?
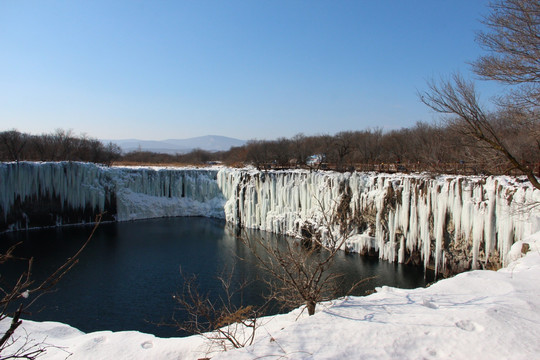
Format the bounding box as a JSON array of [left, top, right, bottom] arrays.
[[3, 233, 540, 359]]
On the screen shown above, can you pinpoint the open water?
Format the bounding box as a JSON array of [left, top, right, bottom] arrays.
[[0, 217, 432, 337]]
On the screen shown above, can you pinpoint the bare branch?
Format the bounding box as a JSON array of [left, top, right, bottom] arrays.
[[0, 215, 100, 359], [170, 264, 262, 353]]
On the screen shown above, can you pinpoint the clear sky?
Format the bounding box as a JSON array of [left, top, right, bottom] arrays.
[[0, 0, 499, 141]]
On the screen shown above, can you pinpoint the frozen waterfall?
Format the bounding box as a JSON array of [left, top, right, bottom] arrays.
[[217, 168, 540, 275], [1, 162, 539, 275], [0, 162, 225, 231]]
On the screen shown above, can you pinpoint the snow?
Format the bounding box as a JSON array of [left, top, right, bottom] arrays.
[[2, 231, 540, 359]]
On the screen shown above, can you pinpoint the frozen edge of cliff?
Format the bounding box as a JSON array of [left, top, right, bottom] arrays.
[[2, 231, 539, 360]]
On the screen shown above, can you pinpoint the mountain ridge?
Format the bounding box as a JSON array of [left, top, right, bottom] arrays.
[[104, 135, 246, 154]]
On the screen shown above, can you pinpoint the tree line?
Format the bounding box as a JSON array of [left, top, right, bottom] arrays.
[[122, 118, 539, 177], [1, 118, 538, 177], [0, 129, 122, 165]]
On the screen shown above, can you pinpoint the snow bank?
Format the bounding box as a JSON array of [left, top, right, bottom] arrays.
[[3, 231, 540, 359], [214, 231, 540, 360]]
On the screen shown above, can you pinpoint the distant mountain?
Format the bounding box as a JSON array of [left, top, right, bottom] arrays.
[[107, 135, 246, 154]]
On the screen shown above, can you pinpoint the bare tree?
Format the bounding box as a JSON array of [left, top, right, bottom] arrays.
[[243, 198, 371, 316], [421, 74, 540, 188], [0, 215, 100, 359], [421, 0, 540, 188], [290, 133, 310, 167], [0, 131, 28, 163], [355, 128, 383, 167], [333, 131, 356, 171], [473, 0, 540, 105], [245, 140, 271, 170], [381, 128, 410, 164], [102, 142, 122, 166], [171, 266, 261, 353]]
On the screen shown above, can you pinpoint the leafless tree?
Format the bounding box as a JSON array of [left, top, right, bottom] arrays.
[[290, 133, 310, 167], [381, 128, 410, 164], [245, 140, 271, 170], [355, 128, 383, 166], [243, 198, 371, 316], [420, 0, 540, 189], [0, 130, 28, 163], [332, 131, 356, 170], [0, 215, 100, 359], [220, 145, 248, 167], [171, 266, 261, 353], [102, 142, 122, 166], [473, 0, 540, 106], [421, 74, 540, 188], [268, 138, 293, 168], [0, 130, 123, 165]]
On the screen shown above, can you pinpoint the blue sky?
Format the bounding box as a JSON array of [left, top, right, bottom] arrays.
[[0, 0, 499, 141]]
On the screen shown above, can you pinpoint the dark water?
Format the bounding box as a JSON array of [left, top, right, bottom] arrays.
[[0, 217, 431, 337]]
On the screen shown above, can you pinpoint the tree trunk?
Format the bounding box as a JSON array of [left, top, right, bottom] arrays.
[[307, 301, 316, 316]]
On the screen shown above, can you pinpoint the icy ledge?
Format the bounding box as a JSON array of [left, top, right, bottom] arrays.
[[2, 231, 540, 359]]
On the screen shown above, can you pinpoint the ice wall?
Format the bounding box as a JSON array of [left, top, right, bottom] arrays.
[[217, 169, 540, 275], [2, 163, 539, 275], [114, 167, 225, 221], [0, 162, 114, 230], [0, 162, 225, 231]]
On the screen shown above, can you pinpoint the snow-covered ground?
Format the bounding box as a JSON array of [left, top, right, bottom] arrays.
[[2, 231, 540, 359]]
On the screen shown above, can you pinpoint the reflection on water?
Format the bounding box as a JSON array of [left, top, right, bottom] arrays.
[[0, 217, 431, 337]]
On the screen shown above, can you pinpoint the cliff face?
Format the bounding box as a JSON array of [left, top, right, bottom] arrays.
[[2, 162, 539, 275]]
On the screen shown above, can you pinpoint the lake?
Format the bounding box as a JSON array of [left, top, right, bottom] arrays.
[[0, 217, 432, 337]]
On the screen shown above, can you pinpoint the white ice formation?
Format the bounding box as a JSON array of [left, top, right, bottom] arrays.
[[114, 167, 225, 221], [2, 162, 539, 274], [219, 169, 540, 274], [0, 162, 225, 230]]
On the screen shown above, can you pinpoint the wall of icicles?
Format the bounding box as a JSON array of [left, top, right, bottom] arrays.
[[2, 162, 539, 275]]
